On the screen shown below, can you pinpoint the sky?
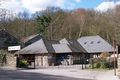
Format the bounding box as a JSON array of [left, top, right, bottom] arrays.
[[0, 0, 120, 14]]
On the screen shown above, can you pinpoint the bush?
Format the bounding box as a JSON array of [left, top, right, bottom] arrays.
[[100, 60, 109, 69], [89, 58, 110, 69], [19, 60, 29, 68], [94, 62, 101, 68]]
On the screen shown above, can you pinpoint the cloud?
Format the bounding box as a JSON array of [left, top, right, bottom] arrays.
[[0, 0, 82, 14], [96, 1, 120, 12], [75, 0, 81, 3], [0, 0, 24, 13]]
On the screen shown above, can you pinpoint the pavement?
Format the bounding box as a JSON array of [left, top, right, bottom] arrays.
[[0, 66, 120, 80], [96, 70, 120, 80]]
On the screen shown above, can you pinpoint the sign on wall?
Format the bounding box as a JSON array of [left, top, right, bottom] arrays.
[[8, 46, 21, 51]]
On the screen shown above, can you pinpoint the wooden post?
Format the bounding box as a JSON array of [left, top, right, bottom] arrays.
[[81, 53, 83, 69]]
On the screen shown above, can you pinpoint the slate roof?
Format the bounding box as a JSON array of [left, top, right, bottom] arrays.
[[16, 39, 72, 54], [77, 35, 114, 53], [68, 40, 86, 53], [60, 38, 86, 53], [0, 30, 21, 49], [52, 44, 72, 53], [60, 38, 70, 45], [16, 35, 115, 55], [44, 39, 60, 53], [16, 39, 48, 54]]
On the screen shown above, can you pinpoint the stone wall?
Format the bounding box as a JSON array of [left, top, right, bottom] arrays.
[[6, 53, 16, 67]]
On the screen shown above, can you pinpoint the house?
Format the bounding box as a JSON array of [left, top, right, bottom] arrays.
[[77, 35, 115, 58], [21, 34, 42, 47]]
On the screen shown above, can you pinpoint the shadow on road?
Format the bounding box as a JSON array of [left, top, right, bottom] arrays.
[[0, 69, 93, 80]]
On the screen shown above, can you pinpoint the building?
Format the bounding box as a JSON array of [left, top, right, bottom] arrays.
[[15, 39, 74, 68], [15, 35, 115, 68]]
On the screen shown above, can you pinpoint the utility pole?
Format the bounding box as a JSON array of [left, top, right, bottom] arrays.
[[113, 39, 116, 76]]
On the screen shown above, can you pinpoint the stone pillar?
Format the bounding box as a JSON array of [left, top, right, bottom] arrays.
[[6, 54, 16, 67]]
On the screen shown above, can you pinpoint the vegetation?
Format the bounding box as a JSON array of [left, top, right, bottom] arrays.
[[0, 5, 120, 44], [19, 59, 29, 68], [0, 50, 6, 66], [89, 52, 110, 69], [36, 13, 51, 35]]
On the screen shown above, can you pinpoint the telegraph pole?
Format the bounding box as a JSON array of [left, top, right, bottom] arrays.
[[113, 39, 116, 76]]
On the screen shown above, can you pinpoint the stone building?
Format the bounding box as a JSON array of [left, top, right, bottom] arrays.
[[15, 35, 116, 68]]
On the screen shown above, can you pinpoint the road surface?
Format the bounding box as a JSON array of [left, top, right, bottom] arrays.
[[0, 69, 93, 80]]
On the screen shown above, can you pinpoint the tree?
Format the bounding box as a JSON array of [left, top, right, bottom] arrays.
[[36, 14, 51, 35]]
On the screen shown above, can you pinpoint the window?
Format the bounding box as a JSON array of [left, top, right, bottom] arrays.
[[84, 42, 87, 45], [97, 41, 101, 44], [91, 41, 94, 44]]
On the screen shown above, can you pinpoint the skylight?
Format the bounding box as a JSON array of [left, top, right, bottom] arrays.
[[84, 42, 87, 45], [97, 41, 101, 44], [91, 41, 94, 44]]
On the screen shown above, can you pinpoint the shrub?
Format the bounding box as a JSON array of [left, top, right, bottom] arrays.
[[94, 62, 101, 68], [19, 60, 29, 68], [100, 60, 109, 69], [89, 58, 110, 69]]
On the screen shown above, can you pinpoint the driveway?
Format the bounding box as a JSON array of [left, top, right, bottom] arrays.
[[0, 69, 92, 80]]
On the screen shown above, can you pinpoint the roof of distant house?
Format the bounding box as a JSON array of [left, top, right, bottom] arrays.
[[21, 34, 41, 43]]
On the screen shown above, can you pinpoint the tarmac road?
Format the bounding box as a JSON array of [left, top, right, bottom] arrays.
[[0, 69, 93, 80]]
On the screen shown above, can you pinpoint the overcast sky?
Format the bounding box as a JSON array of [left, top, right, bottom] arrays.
[[0, 0, 120, 14]]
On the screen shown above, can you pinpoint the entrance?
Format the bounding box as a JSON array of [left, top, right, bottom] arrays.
[[19, 54, 35, 68], [55, 53, 70, 65]]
